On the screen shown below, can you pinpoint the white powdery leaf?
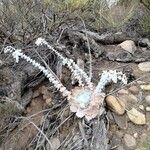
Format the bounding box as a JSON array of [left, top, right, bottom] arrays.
[[34, 62, 40, 68], [47, 74, 52, 78], [12, 49, 22, 63], [35, 37, 45, 46], [26, 57, 31, 62], [4, 46, 15, 53], [122, 75, 127, 84], [95, 70, 127, 94], [76, 110, 85, 118], [60, 87, 66, 92], [70, 105, 78, 113], [57, 84, 62, 89]]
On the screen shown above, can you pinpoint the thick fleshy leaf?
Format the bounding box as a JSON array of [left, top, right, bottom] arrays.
[[68, 86, 105, 120]]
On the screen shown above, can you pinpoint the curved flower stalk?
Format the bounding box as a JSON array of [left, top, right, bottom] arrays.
[[4, 41, 127, 121], [35, 38, 92, 87], [95, 70, 127, 94], [4, 46, 71, 97]]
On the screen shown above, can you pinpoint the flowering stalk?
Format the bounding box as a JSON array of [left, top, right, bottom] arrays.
[[35, 38, 92, 87], [95, 70, 127, 94], [4, 46, 71, 97]]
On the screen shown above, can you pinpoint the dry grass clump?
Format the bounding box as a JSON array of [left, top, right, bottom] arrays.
[[1, 0, 145, 46]]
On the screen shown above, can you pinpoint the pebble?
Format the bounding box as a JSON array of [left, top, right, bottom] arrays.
[[140, 85, 150, 91], [119, 40, 136, 54], [50, 137, 60, 150], [113, 113, 127, 129], [133, 133, 138, 138], [146, 106, 150, 111], [118, 89, 128, 94], [118, 94, 137, 109], [139, 105, 144, 110], [45, 98, 52, 106], [127, 108, 146, 125], [128, 94, 138, 103], [137, 81, 145, 84], [64, 109, 70, 117], [138, 62, 150, 72], [105, 95, 125, 115], [123, 134, 136, 148], [145, 95, 150, 106], [129, 86, 139, 94], [118, 94, 138, 104]]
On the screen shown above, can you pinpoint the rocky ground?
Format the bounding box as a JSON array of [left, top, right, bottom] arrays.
[[0, 29, 150, 149], [0, 1, 150, 149]]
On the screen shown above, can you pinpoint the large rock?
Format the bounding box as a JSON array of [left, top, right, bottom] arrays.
[[127, 108, 146, 125], [128, 86, 139, 94], [138, 62, 150, 72], [123, 134, 136, 149], [145, 95, 150, 106], [118, 40, 136, 54], [118, 93, 138, 109], [105, 95, 125, 115], [140, 85, 150, 91], [146, 107, 150, 112]]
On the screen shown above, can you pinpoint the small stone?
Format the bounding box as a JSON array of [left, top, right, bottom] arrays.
[[113, 113, 127, 129], [140, 85, 150, 91], [138, 62, 150, 72], [123, 134, 136, 148], [118, 89, 128, 94], [105, 95, 125, 115], [146, 106, 150, 111], [137, 81, 145, 84], [133, 133, 138, 138], [45, 98, 52, 106], [129, 86, 139, 94], [50, 138, 60, 150], [127, 108, 146, 125], [118, 94, 138, 104], [118, 94, 137, 109], [128, 94, 138, 103], [64, 109, 70, 117], [119, 40, 136, 54], [145, 95, 150, 106], [139, 105, 144, 110]]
